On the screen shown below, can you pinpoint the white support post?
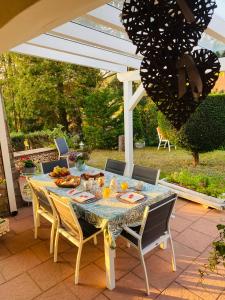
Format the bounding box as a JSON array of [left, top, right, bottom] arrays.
[[0, 91, 17, 213], [124, 81, 133, 177]]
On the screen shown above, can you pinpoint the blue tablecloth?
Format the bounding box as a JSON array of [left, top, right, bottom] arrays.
[[31, 166, 174, 247]]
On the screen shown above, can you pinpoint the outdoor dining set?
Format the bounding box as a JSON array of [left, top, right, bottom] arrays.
[[25, 147, 178, 296]]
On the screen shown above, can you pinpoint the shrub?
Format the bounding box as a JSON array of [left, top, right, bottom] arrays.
[[158, 94, 225, 165], [166, 170, 225, 198]]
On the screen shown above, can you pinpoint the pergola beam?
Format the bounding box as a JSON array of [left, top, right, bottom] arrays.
[[51, 22, 137, 55], [11, 43, 127, 73], [128, 84, 146, 111], [27, 34, 141, 69]]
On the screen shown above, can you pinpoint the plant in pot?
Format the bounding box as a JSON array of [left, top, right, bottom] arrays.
[[134, 137, 146, 149], [69, 152, 89, 171], [20, 156, 36, 174]]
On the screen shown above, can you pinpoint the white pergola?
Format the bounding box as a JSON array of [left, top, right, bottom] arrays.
[[1, 0, 225, 213]]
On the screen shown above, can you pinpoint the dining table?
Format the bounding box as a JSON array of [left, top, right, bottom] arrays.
[[30, 165, 175, 290]]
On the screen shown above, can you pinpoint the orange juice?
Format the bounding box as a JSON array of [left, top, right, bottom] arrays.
[[121, 181, 128, 192], [103, 186, 111, 199]]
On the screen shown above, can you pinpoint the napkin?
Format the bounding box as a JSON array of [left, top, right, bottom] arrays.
[[120, 192, 144, 203], [66, 189, 80, 196], [72, 192, 95, 203]]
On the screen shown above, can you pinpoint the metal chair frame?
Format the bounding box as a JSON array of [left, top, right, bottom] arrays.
[[120, 195, 177, 295]]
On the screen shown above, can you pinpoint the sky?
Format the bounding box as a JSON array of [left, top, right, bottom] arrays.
[[216, 0, 225, 19]]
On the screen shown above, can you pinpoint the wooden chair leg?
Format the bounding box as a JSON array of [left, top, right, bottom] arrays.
[[93, 235, 97, 245], [50, 222, 55, 254], [75, 245, 83, 284], [54, 229, 59, 263], [34, 212, 39, 239]]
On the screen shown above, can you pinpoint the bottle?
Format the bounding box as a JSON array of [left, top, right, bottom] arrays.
[[109, 176, 118, 194]]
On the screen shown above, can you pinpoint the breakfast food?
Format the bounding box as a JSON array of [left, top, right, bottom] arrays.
[[81, 172, 104, 181], [54, 175, 80, 188], [49, 166, 70, 178]]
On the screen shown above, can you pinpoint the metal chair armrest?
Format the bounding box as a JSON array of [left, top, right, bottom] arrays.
[[122, 225, 142, 240]]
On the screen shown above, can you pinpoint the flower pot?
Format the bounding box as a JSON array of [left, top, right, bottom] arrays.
[[23, 167, 36, 174], [135, 141, 145, 149]]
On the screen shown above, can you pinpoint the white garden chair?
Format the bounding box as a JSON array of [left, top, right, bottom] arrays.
[[157, 127, 176, 152]]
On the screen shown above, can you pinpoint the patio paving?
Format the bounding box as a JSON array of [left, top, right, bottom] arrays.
[[0, 199, 225, 300]]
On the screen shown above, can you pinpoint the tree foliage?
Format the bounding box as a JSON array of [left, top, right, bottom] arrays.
[[0, 53, 101, 133], [158, 94, 225, 165]]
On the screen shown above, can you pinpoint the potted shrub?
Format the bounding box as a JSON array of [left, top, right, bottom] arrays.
[[19, 156, 36, 174], [134, 137, 146, 149]]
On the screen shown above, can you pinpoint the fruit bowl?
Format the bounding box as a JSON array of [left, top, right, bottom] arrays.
[[54, 175, 81, 188]]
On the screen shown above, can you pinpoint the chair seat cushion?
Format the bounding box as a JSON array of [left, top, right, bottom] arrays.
[[120, 225, 141, 246], [78, 218, 101, 239]]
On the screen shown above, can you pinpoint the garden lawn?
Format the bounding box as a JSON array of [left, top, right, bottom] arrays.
[[88, 147, 225, 179]]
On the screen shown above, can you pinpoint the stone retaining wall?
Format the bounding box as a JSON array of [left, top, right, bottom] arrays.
[[14, 148, 58, 170], [0, 147, 58, 216]]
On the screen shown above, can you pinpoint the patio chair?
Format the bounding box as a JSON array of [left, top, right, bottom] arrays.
[[157, 127, 176, 152], [54, 137, 70, 160], [40, 159, 69, 174], [26, 178, 57, 254], [132, 165, 160, 185], [120, 194, 177, 295], [48, 193, 103, 284], [105, 159, 126, 176]]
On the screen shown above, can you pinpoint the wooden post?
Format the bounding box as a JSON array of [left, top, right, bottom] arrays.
[[123, 81, 133, 176], [0, 90, 18, 214]]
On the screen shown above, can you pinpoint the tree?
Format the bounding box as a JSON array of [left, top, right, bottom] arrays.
[[82, 87, 123, 149], [158, 94, 225, 166], [0, 53, 102, 133]]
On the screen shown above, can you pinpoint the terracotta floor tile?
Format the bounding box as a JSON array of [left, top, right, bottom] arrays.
[[202, 210, 225, 224], [132, 254, 183, 291], [61, 240, 103, 268], [0, 273, 41, 300], [157, 282, 200, 300], [30, 241, 52, 262], [0, 272, 6, 284], [174, 228, 214, 253], [94, 248, 139, 280], [15, 206, 33, 220], [175, 199, 189, 211], [170, 215, 193, 233], [0, 248, 41, 281], [176, 253, 225, 300], [155, 240, 200, 270], [35, 282, 79, 300], [191, 218, 220, 238], [0, 243, 11, 261], [176, 203, 209, 222], [28, 256, 73, 291], [9, 216, 34, 234], [104, 271, 160, 299], [3, 229, 40, 253], [63, 263, 106, 300], [94, 293, 109, 300]]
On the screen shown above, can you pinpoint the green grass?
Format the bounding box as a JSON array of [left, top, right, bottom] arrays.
[[88, 147, 225, 179]]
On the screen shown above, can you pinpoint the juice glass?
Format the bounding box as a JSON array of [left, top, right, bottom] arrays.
[[102, 186, 111, 199], [121, 181, 128, 192]]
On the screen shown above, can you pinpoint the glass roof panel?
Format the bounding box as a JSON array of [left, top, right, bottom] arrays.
[[74, 16, 128, 40]]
